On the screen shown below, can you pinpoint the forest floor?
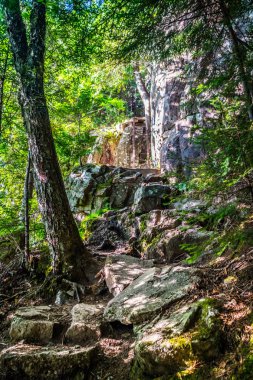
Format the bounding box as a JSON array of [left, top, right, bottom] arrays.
[[1, 241, 253, 379]]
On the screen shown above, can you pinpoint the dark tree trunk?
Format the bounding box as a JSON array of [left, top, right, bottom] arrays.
[[0, 45, 9, 133], [4, 0, 94, 281], [20, 152, 34, 267]]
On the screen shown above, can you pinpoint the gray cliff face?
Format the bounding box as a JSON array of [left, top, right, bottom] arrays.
[[149, 59, 204, 175], [87, 59, 204, 176]]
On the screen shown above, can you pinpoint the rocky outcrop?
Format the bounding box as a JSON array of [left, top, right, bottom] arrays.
[[66, 164, 161, 214], [68, 164, 213, 264], [133, 183, 171, 214], [86, 60, 205, 175]]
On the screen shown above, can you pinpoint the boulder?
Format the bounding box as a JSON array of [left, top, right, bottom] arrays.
[[104, 255, 154, 296], [172, 198, 206, 212], [141, 226, 213, 263], [133, 184, 171, 214], [0, 344, 97, 380], [10, 319, 54, 344], [9, 306, 54, 344], [131, 299, 222, 379], [66, 164, 111, 213], [71, 303, 104, 323], [87, 216, 125, 246], [110, 171, 142, 209], [104, 265, 200, 324], [65, 303, 104, 344]]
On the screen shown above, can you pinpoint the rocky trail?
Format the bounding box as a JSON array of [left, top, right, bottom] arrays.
[[1, 164, 253, 379]]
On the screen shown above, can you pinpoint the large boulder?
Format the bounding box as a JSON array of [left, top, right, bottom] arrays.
[[104, 265, 200, 324], [9, 306, 54, 344], [104, 255, 154, 296], [131, 299, 223, 379], [0, 344, 97, 380], [110, 170, 143, 209]]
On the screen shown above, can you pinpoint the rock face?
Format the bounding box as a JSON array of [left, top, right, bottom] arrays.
[[131, 299, 222, 379], [104, 255, 154, 296], [143, 59, 205, 174], [0, 344, 97, 380], [9, 306, 54, 344], [87, 117, 150, 169], [104, 265, 200, 324], [133, 184, 171, 214]]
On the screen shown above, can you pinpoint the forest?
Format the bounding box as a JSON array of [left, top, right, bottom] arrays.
[[0, 0, 253, 379]]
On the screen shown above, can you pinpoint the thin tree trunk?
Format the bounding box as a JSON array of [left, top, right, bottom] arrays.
[[23, 152, 33, 267], [132, 118, 136, 167], [218, 0, 253, 120], [134, 64, 152, 166], [0, 45, 9, 134], [4, 0, 94, 281]]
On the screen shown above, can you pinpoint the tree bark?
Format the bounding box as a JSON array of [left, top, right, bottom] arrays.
[[3, 0, 93, 281], [23, 152, 33, 267], [0, 45, 9, 134]]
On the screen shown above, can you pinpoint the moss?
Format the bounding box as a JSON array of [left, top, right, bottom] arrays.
[[140, 219, 147, 233], [167, 335, 192, 349], [234, 322, 253, 379]]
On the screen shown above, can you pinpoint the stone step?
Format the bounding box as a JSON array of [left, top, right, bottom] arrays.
[[0, 343, 97, 380]]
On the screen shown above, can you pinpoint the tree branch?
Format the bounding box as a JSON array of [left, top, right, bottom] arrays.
[[29, 0, 46, 70], [133, 63, 150, 103], [3, 0, 28, 75]]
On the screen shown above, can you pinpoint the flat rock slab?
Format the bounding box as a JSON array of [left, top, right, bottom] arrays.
[[104, 255, 154, 296], [14, 306, 52, 320], [104, 266, 200, 324], [0, 344, 97, 380], [71, 303, 104, 323]]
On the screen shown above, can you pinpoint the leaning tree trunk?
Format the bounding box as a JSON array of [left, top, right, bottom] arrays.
[[4, 0, 93, 280]]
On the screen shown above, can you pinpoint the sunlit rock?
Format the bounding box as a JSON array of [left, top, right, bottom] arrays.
[[104, 266, 200, 324]]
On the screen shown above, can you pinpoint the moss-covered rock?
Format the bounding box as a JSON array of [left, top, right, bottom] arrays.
[[130, 299, 223, 379]]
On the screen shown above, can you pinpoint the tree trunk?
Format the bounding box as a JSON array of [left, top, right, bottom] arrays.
[[19, 152, 34, 267], [0, 45, 9, 134], [4, 0, 94, 281]]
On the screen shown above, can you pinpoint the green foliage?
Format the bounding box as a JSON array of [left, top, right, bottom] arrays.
[[79, 206, 111, 240]]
